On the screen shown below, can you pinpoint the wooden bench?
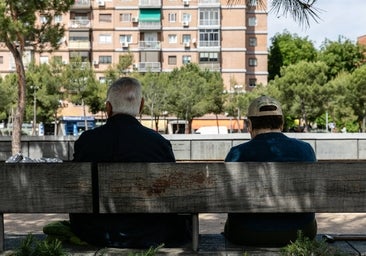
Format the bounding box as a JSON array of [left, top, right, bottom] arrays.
[[1, 161, 366, 252]]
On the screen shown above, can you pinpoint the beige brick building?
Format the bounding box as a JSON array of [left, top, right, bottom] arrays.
[[0, 0, 268, 90]]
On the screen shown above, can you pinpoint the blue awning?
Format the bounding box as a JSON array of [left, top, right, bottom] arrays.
[[139, 9, 161, 21]]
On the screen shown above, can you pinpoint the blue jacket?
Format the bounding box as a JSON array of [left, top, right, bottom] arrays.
[[224, 132, 317, 244]]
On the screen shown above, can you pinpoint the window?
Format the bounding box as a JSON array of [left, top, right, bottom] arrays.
[[249, 78, 257, 87], [120, 13, 132, 22], [168, 13, 177, 22], [182, 55, 191, 64], [40, 15, 48, 24], [249, 58, 257, 66], [99, 14, 112, 22], [168, 34, 177, 43], [168, 56, 177, 65], [199, 52, 219, 63], [40, 56, 49, 64], [248, 17, 257, 26], [249, 37, 257, 47], [69, 31, 89, 41], [199, 8, 219, 26], [248, 0, 257, 6], [182, 13, 191, 22], [199, 29, 219, 47], [120, 34, 132, 43], [99, 34, 112, 44], [54, 15, 62, 23], [0, 56, 3, 64], [99, 56, 112, 64], [182, 34, 191, 43]]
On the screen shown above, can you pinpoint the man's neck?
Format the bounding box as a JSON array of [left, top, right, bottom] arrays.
[[251, 129, 282, 138]]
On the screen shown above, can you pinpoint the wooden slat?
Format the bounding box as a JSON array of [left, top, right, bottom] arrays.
[[0, 162, 93, 213], [98, 162, 366, 213]]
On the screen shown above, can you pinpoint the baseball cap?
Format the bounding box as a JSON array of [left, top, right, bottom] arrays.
[[247, 95, 283, 117]]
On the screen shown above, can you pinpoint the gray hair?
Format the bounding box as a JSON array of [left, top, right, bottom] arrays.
[[106, 77, 142, 116]]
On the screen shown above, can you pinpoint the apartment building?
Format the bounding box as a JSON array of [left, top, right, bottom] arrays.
[[0, 0, 268, 90]]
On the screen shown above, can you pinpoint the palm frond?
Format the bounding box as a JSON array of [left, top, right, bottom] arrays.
[[270, 0, 322, 27]]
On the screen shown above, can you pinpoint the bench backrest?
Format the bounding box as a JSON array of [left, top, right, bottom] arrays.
[[1, 161, 366, 213]]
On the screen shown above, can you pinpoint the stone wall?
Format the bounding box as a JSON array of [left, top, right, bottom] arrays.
[[2, 133, 366, 161]]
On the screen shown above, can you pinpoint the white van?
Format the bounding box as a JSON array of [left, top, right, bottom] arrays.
[[195, 126, 228, 134]]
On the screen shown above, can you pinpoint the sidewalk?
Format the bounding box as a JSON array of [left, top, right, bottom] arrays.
[[2, 213, 366, 255]]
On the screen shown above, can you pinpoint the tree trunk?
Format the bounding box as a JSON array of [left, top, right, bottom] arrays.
[[12, 52, 26, 155]]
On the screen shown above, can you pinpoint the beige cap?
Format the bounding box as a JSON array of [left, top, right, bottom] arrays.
[[247, 95, 283, 117]]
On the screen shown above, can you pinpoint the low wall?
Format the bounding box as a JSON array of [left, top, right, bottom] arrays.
[[1, 133, 366, 161]]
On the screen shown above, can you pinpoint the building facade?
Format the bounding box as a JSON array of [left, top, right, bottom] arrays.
[[0, 0, 268, 90]]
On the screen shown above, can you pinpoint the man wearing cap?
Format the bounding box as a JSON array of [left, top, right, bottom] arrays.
[[224, 95, 317, 246]]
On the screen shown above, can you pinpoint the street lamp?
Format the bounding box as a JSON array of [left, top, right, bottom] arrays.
[[31, 86, 38, 136]]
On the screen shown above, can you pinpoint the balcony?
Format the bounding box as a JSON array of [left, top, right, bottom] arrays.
[[199, 19, 219, 27], [69, 20, 92, 29], [71, 0, 91, 9], [136, 62, 161, 72], [68, 40, 91, 49], [138, 41, 161, 50], [198, 40, 220, 48], [139, 0, 161, 8], [198, 0, 220, 6], [199, 63, 221, 71], [139, 21, 161, 30]]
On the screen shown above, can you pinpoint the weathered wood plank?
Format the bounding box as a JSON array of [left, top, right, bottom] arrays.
[[98, 162, 366, 213], [0, 162, 93, 213]]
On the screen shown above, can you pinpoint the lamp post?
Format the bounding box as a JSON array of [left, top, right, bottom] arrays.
[[31, 86, 38, 136]]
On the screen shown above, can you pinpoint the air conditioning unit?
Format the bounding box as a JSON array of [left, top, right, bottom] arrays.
[[184, 42, 190, 48], [93, 60, 99, 65], [62, 60, 68, 64], [122, 42, 129, 47], [132, 17, 139, 22], [98, 0, 105, 6], [182, 21, 189, 26], [183, 0, 189, 6]]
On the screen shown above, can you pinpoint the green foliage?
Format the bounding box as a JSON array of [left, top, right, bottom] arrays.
[[14, 234, 67, 256], [127, 244, 164, 256], [268, 31, 317, 80], [318, 37, 366, 79], [280, 231, 348, 256]]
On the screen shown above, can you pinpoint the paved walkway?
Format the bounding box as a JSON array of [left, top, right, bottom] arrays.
[[2, 213, 366, 255]]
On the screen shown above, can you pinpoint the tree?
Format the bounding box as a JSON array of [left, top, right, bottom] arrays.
[[62, 57, 98, 131], [139, 72, 170, 131], [318, 37, 366, 79], [0, 74, 17, 126], [268, 31, 317, 80], [168, 64, 212, 133], [270, 61, 329, 130], [0, 0, 74, 154], [347, 65, 366, 132]]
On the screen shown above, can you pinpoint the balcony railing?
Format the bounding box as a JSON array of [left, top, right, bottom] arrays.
[[139, 21, 161, 30], [199, 63, 221, 71], [198, 41, 220, 47], [139, 0, 161, 7], [136, 62, 161, 72], [198, 0, 220, 5], [199, 19, 219, 26], [138, 41, 161, 50], [68, 41, 91, 49], [71, 0, 91, 9], [69, 20, 91, 29]]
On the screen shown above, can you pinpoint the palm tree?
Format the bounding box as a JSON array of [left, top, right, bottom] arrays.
[[238, 0, 322, 27]]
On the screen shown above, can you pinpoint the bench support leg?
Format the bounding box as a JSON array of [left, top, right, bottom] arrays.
[[0, 213, 4, 251], [192, 213, 199, 251]]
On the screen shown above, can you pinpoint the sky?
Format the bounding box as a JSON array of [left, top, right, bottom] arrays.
[[267, 0, 366, 49]]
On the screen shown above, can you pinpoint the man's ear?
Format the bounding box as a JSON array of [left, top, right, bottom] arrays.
[[106, 101, 113, 117], [139, 97, 145, 114]]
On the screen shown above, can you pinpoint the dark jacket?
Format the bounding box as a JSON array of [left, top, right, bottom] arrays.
[[70, 114, 191, 248], [224, 132, 317, 246]]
